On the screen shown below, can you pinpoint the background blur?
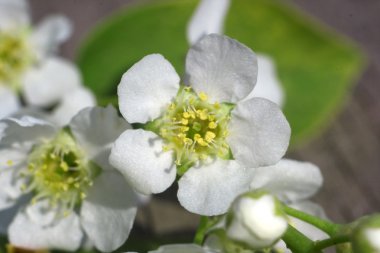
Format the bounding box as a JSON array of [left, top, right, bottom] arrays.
[[29, 0, 380, 240]]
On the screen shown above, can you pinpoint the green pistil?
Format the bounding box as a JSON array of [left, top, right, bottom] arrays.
[[0, 29, 34, 89], [146, 86, 234, 174], [22, 131, 100, 216]]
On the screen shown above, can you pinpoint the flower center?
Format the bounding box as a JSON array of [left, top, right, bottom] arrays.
[[22, 131, 99, 216], [0, 29, 33, 89], [148, 87, 233, 174]]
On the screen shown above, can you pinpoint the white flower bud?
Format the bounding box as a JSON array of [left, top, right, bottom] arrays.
[[226, 192, 288, 249], [353, 214, 380, 253]]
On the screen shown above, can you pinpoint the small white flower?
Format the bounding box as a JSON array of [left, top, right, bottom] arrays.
[[110, 34, 290, 216], [0, 106, 137, 252], [352, 215, 380, 253], [187, 0, 285, 106], [365, 228, 380, 251], [226, 193, 288, 249], [0, 0, 95, 120], [248, 159, 328, 252]]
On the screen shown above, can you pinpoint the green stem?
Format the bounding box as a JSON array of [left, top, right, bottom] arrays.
[[194, 216, 209, 245], [282, 225, 318, 253], [313, 235, 351, 251], [283, 206, 341, 236]]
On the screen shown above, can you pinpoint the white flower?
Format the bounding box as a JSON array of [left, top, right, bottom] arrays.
[[226, 193, 288, 249], [0, 106, 137, 252], [365, 228, 380, 251], [186, 0, 284, 106], [248, 159, 328, 251], [0, 0, 95, 121], [352, 214, 380, 253], [110, 34, 290, 216]]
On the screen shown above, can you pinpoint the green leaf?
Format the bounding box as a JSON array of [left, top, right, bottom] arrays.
[[77, 0, 365, 147]]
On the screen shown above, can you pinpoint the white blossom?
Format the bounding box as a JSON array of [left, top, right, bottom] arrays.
[[0, 106, 137, 252], [110, 34, 290, 216], [0, 0, 95, 121]]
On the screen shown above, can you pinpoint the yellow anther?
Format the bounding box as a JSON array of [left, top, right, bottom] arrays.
[[196, 137, 208, 147], [213, 102, 220, 109], [181, 118, 189, 125], [169, 103, 176, 110], [183, 112, 190, 118], [183, 138, 193, 145], [60, 161, 69, 172], [80, 192, 87, 199], [6, 160, 13, 166], [177, 133, 186, 140], [162, 146, 170, 152], [62, 184, 69, 191], [199, 92, 208, 101], [194, 134, 201, 141], [198, 109, 208, 120], [208, 122, 217, 129], [184, 86, 192, 92], [180, 126, 189, 132], [74, 183, 80, 188], [208, 115, 215, 121], [205, 131, 216, 142], [189, 111, 196, 119]]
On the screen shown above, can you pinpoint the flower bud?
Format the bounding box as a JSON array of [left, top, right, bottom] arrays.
[[226, 191, 288, 249], [352, 214, 380, 253]]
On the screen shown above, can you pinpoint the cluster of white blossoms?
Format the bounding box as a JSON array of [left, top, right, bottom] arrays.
[[2, 0, 374, 252]]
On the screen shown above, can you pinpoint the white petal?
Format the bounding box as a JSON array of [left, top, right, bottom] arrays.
[[288, 201, 329, 241], [0, 0, 29, 31], [70, 105, 129, 155], [150, 244, 212, 253], [81, 171, 137, 252], [227, 98, 290, 168], [0, 116, 56, 148], [70, 105, 130, 170], [31, 15, 72, 60], [118, 54, 180, 123], [187, 0, 230, 45], [50, 87, 96, 126], [109, 129, 176, 195], [0, 86, 20, 119], [0, 170, 23, 210], [245, 54, 284, 106], [185, 34, 257, 103], [177, 160, 254, 215], [0, 147, 28, 209], [22, 57, 81, 107], [250, 159, 323, 203], [9, 211, 83, 251], [25, 200, 56, 227]]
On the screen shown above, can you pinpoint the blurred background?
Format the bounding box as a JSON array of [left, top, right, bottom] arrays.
[[29, 0, 380, 246]]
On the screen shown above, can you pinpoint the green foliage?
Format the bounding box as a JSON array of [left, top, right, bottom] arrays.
[[77, 0, 364, 147]]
